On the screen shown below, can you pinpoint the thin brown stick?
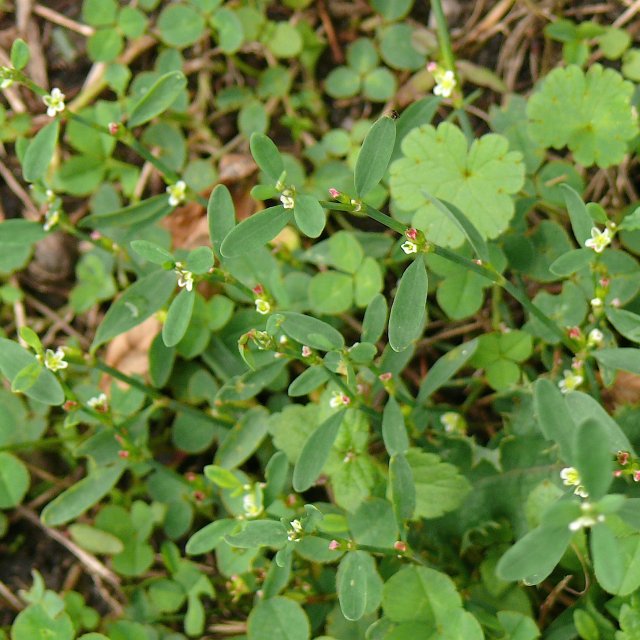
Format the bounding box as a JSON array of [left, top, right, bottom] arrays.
[[0, 580, 23, 611], [318, 0, 344, 63], [33, 3, 94, 37], [0, 158, 40, 219]]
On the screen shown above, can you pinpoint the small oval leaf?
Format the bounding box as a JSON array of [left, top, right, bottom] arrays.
[[162, 289, 195, 347], [220, 205, 291, 258], [128, 71, 187, 127], [355, 116, 396, 197]]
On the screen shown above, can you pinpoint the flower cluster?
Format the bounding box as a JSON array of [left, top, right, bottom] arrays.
[[174, 262, 194, 292], [43, 88, 65, 117], [427, 62, 457, 98], [166, 180, 187, 207], [560, 466, 588, 498]]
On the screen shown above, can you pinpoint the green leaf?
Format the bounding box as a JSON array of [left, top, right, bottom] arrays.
[[388, 256, 428, 352], [11, 604, 74, 640], [250, 133, 284, 184], [215, 407, 269, 469], [533, 378, 575, 462], [10, 39, 30, 70], [389, 453, 415, 522], [207, 184, 235, 257], [337, 551, 369, 621], [186, 518, 237, 555], [11, 361, 43, 393], [220, 205, 291, 258], [68, 524, 124, 554], [130, 240, 174, 265], [560, 184, 593, 245], [186, 246, 214, 274], [606, 307, 640, 343], [391, 97, 440, 163], [247, 597, 310, 640], [382, 397, 409, 456], [294, 195, 325, 238], [80, 194, 173, 229], [593, 348, 640, 375], [91, 270, 175, 351], [354, 116, 396, 197], [591, 523, 625, 593], [390, 122, 524, 247], [22, 120, 60, 183], [362, 293, 387, 343], [406, 449, 471, 519], [574, 417, 613, 500], [162, 289, 195, 347], [157, 3, 205, 48], [417, 339, 478, 403], [527, 64, 637, 168], [225, 520, 288, 548], [0, 452, 29, 508], [128, 71, 187, 127], [0, 338, 64, 405], [293, 410, 345, 492], [41, 462, 126, 526], [288, 365, 330, 397], [212, 7, 244, 54], [423, 193, 491, 264], [549, 248, 593, 276], [278, 312, 345, 351], [309, 271, 353, 315], [496, 524, 573, 584], [0, 220, 48, 245]]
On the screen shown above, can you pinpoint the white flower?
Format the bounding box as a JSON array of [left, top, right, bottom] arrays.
[[43, 347, 67, 372], [560, 466, 588, 498], [433, 69, 456, 98], [301, 346, 312, 357], [569, 514, 604, 531], [242, 491, 263, 518], [590, 297, 603, 308], [584, 227, 612, 253], [401, 241, 418, 255], [174, 262, 194, 292], [558, 370, 583, 394], [587, 328, 604, 346], [280, 190, 295, 209], [87, 393, 108, 411], [329, 391, 350, 408], [255, 299, 271, 315], [43, 88, 65, 117], [166, 180, 187, 207], [287, 519, 303, 542], [440, 412, 466, 434], [1, 78, 13, 90], [43, 208, 60, 232]]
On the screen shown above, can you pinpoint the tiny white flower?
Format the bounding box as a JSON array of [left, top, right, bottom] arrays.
[[43, 87, 66, 117], [587, 328, 604, 346], [590, 297, 603, 308], [401, 240, 418, 255], [242, 491, 263, 518], [87, 393, 108, 412], [301, 346, 312, 357], [569, 514, 604, 531], [560, 467, 589, 498], [43, 347, 67, 372], [440, 412, 466, 434], [329, 391, 350, 408], [433, 69, 456, 98], [1, 78, 13, 90], [558, 370, 583, 394], [166, 180, 187, 207], [280, 190, 295, 209], [43, 208, 60, 232], [174, 262, 194, 292], [287, 519, 303, 542], [350, 198, 362, 212], [255, 299, 271, 315], [584, 227, 612, 253]]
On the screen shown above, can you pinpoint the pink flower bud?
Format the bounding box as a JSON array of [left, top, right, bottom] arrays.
[[301, 346, 312, 357], [90, 231, 102, 241], [614, 470, 623, 477], [634, 470, 640, 482], [406, 227, 418, 241], [618, 451, 630, 466], [427, 61, 437, 72], [328, 188, 341, 199], [108, 122, 119, 135], [379, 372, 392, 382], [393, 541, 407, 552], [599, 278, 610, 288], [568, 327, 582, 340], [252, 284, 264, 296], [118, 450, 130, 459], [329, 540, 340, 550]]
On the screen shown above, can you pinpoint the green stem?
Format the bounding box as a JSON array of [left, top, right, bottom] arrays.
[[429, 0, 456, 72]]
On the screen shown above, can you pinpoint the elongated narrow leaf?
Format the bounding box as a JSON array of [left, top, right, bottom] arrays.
[[0, 338, 64, 405], [186, 518, 237, 555], [496, 524, 572, 584], [41, 462, 126, 526], [130, 240, 174, 265], [549, 248, 593, 276], [220, 205, 291, 258], [593, 348, 640, 375], [288, 365, 330, 397], [533, 379, 575, 463], [591, 523, 625, 594], [362, 293, 387, 343], [162, 289, 195, 347], [294, 195, 326, 238], [215, 407, 269, 469], [337, 552, 369, 621], [277, 312, 345, 351], [389, 453, 415, 522], [355, 116, 396, 197], [128, 71, 187, 127], [225, 520, 288, 548], [208, 184, 236, 257], [574, 417, 613, 500], [23, 120, 59, 183], [293, 410, 345, 492], [382, 397, 409, 456], [417, 339, 478, 403], [250, 133, 284, 183], [80, 194, 172, 229], [388, 257, 428, 352], [423, 192, 490, 263], [560, 184, 593, 246], [606, 308, 640, 343], [91, 270, 175, 351]]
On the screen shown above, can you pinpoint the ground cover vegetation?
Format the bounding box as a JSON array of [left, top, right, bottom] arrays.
[[3, 0, 640, 638]]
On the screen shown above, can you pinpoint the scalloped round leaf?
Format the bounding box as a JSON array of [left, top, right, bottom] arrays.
[[390, 123, 524, 247], [527, 64, 637, 168]]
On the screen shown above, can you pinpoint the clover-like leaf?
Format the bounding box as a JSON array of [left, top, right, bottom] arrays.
[[527, 64, 637, 168], [390, 123, 524, 248]]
